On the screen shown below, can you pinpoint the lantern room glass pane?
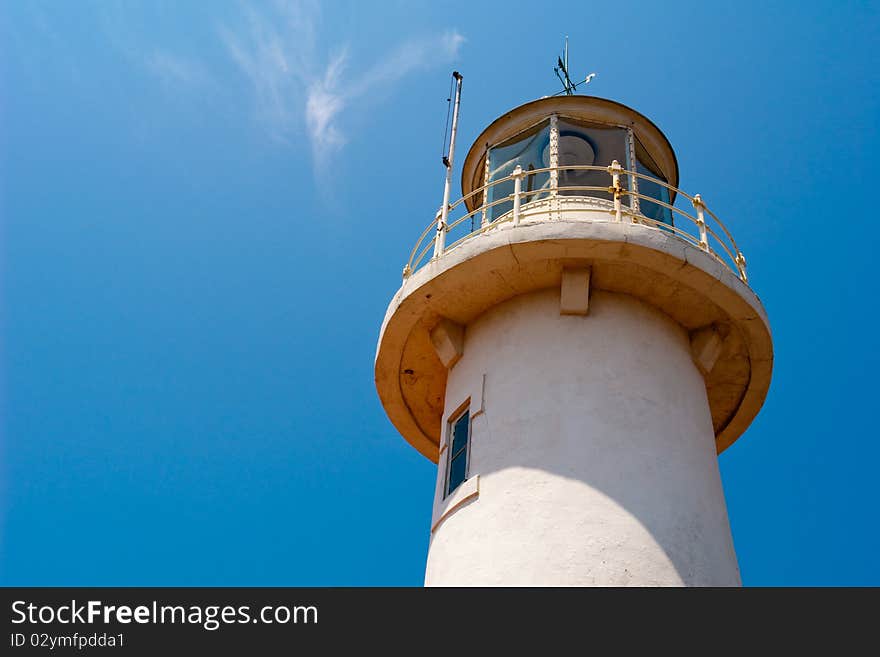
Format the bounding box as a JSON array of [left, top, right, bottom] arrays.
[[634, 137, 673, 226], [557, 119, 628, 201], [486, 121, 551, 222]]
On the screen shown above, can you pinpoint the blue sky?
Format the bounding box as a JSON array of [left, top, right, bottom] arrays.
[[1, 0, 877, 586]]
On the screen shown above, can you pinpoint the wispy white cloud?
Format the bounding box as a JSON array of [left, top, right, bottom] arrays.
[[90, 4, 215, 95], [349, 30, 465, 98], [220, 1, 464, 173], [304, 50, 348, 165], [219, 1, 315, 135], [145, 50, 211, 88]]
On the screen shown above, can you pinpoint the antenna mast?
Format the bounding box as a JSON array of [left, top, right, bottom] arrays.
[[553, 37, 596, 96], [434, 71, 463, 258]]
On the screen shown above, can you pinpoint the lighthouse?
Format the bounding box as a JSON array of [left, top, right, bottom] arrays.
[[374, 82, 773, 585]]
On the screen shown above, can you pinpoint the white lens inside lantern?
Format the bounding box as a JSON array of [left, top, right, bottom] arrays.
[[558, 134, 595, 166]]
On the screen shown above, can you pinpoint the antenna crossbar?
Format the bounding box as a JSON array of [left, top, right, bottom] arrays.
[[551, 37, 596, 96]]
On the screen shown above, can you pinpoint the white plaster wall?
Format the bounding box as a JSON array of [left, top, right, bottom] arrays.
[[425, 289, 740, 586]]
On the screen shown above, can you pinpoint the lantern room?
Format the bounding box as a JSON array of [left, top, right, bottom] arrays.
[[460, 95, 680, 226]]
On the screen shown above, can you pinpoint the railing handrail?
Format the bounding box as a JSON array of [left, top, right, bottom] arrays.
[[403, 163, 748, 284]]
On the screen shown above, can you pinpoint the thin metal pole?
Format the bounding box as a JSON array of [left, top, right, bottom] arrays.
[[564, 36, 569, 83], [434, 71, 463, 258], [480, 154, 490, 228], [610, 160, 622, 222], [736, 252, 748, 283], [693, 194, 708, 251], [512, 165, 523, 225]]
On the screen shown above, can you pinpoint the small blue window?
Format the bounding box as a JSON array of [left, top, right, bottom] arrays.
[[445, 408, 470, 497]]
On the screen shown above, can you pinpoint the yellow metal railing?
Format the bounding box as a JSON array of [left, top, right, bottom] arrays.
[[403, 162, 748, 284]]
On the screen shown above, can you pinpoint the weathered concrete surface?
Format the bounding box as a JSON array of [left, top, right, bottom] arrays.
[[559, 266, 591, 315], [691, 325, 725, 375], [424, 289, 741, 586], [375, 214, 773, 462], [429, 318, 464, 369]]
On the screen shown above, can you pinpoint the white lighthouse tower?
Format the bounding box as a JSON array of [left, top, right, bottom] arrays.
[[375, 81, 773, 586]]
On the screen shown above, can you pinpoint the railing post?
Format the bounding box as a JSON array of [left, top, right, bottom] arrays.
[[693, 194, 709, 251], [480, 155, 491, 228], [432, 206, 446, 258], [609, 159, 623, 222], [736, 252, 748, 284], [549, 114, 559, 220], [626, 127, 640, 215], [512, 165, 523, 226]]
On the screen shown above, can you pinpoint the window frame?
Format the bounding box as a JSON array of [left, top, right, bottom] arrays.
[[444, 404, 471, 499]]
